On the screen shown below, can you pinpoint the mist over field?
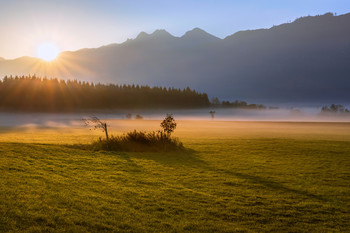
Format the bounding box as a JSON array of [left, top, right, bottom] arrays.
[[0, 108, 349, 129]]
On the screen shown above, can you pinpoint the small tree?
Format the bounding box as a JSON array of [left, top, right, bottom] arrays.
[[160, 114, 177, 138], [135, 114, 143, 120], [83, 116, 109, 140], [209, 110, 216, 120]]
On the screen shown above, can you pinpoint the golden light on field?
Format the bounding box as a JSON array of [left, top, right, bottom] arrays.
[[1, 120, 350, 144], [36, 42, 59, 61]]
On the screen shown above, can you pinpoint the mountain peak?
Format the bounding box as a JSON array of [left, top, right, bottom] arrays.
[[182, 28, 219, 41], [136, 31, 150, 40], [135, 29, 174, 41], [151, 29, 173, 38], [293, 12, 335, 24]]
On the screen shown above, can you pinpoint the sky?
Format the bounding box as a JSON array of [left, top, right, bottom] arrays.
[[1, 0, 350, 59]]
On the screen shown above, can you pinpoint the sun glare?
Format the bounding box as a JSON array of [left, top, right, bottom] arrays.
[[36, 42, 59, 61]]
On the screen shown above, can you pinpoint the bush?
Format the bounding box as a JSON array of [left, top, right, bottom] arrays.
[[88, 130, 184, 152], [135, 114, 143, 120]]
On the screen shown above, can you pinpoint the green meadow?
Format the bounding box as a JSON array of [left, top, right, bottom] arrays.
[[1, 120, 350, 232]]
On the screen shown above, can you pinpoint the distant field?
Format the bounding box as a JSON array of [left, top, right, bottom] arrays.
[[1, 121, 350, 232]]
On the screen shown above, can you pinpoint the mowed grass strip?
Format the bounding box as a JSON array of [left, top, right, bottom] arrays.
[[1, 135, 349, 232]]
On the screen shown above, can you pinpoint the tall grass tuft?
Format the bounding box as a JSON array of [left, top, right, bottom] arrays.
[[88, 130, 184, 152]]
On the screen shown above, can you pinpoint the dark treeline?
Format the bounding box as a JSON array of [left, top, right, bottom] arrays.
[[210, 97, 267, 109], [221, 100, 266, 109], [321, 104, 350, 113], [0, 75, 210, 111]]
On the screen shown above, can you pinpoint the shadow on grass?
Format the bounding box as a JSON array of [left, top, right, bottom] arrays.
[[128, 148, 208, 167], [68, 141, 207, 169], [8, 141, 328, 203], [98, 148, 328, 204], [70, 142, 329, 202], [218, 168, 329, 202]]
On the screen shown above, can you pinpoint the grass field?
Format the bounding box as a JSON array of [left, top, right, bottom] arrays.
[[1, 120, 350, 232]]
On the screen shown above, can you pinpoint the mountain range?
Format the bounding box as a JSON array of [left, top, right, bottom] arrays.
[[1, 12, 350, 105]]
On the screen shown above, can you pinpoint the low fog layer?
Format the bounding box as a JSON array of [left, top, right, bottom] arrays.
[[0, 108, 349, 128]]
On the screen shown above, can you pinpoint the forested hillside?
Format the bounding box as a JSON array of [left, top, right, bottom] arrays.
[[0, 76, 209, 111]]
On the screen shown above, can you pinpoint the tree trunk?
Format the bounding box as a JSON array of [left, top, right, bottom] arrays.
[[104, 123, 109, 140]]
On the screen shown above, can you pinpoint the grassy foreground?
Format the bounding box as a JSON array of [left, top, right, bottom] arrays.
[[0, 121, 350, 232]]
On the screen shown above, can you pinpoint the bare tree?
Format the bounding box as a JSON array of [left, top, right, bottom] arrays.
[[83, 116, 109, 140]]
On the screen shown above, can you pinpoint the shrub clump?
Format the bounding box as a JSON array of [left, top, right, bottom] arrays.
[[89, 130, 184, 152]]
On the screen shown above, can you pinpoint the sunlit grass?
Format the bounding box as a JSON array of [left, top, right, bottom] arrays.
[[1, 121, 350, 232], [1, 120, 350, 144]]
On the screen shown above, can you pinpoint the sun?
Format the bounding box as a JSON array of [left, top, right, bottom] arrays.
[[36, 42, 59, 61]]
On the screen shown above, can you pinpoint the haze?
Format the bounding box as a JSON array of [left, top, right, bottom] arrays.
[[1, 0, 350, 59]]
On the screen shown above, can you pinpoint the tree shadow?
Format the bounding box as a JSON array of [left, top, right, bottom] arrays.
[[103, 148, 329, 202], [67, 144, 329, 202], [127, 148, 208, 168], [217, 168, 329, 202]]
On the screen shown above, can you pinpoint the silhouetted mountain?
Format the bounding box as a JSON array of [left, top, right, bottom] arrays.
[[135, 29, 175, 41], [181, 28, 220, 42], [1, 12, 350, 104]]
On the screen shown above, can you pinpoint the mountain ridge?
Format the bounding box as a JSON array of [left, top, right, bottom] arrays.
[[1, 12, 350, 104]]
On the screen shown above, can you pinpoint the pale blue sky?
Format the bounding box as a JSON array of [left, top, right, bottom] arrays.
[[1, 0, 349, 59]]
